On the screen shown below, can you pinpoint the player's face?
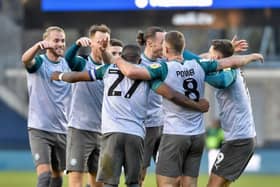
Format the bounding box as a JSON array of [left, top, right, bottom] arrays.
[[162, 40, 169, 59], [91, 31, 110, 54], [151, 32, 165, 58], [209, 45, 224, 60], [46, 30, 65, 57], [109, 46, 122, 58]]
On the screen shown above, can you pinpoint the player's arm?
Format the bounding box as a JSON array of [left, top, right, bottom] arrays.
[[198, 53, 263, 74], [51, 64, 109, 83], [21, 41, 53, 71], [51, 71, 92, 83], [65, 37, 91, 71], [153, 81, 209, 112], [216, 53, 264, 70], [114, 57, 152, 80]]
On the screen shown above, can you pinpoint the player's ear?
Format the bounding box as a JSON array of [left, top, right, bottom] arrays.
[[146, 39, 153, 47]]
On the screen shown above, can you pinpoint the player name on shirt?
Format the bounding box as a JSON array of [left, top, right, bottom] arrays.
[[176, 68, 195, 77]]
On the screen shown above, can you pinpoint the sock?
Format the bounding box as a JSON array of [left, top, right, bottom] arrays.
[[37, 171, 51, 187], [49, 176, 63, 187]]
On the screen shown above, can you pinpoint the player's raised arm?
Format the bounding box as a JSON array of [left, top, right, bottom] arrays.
[[155, 83, 209, 113], [65, 37, 91, 71], [22, 40, 54, 69]]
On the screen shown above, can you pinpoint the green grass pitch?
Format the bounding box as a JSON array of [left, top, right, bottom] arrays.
[[0, 171, 279, 187]]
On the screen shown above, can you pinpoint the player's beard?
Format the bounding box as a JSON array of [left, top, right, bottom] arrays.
[[154, 48, 163, 59], [51, 47, 64, 57]]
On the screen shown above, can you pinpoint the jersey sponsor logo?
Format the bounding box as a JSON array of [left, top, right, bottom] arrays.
[[149, 63, 161, 69], [176, 68, 195, 77]]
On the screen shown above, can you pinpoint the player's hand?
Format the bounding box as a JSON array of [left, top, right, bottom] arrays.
[[97, 37, 109, 53], [196, 98, 209, 113], [76, 37, 92, 47], [231, 35, 248, 53], [113, 56, 123, 65], [37, 41, 54, 50], [51, 71, 62, 81], [252, 53, 264, 63]]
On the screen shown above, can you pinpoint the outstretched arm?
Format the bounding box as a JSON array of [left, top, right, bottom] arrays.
[[51, 71, 92, 83], [155, 83, 209, 113], [216, 53, 264, 70], [114, 57, 152, 80]]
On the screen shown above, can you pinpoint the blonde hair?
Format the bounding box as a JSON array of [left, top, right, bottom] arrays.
[[43, 26, 65, 40]]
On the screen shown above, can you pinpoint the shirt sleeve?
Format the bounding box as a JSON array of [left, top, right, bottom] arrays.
[[205, 68, 237, 89], [196, 59, 218, 73], [89, 64, 110, 80], [183, 50, 201, 60], [149, 79, 164, 91], [65, 44, 86, 71], [25, 55, 43, 73], [145, 61, 168, 81]]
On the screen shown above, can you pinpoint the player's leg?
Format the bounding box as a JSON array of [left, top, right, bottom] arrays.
[[156, 175, 180, 187], [66, 127, 88, 187], [49, 132, 66, 187], [156, 135, 187, 187], [87, 132, 103, 187], [29, 128, 53, 187], [96, 133, 124, 186], [207, 173, 228, 187], [124, 134, 144, 187], [207, 138, 255, 187], [181, 134, 205, 187], [140, 126, 162, 187]]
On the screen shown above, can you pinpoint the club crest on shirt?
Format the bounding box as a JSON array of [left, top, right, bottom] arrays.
[[150, 63, 161, 69]]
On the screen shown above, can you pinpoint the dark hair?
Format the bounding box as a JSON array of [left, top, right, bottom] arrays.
[[136, 26, 164, 46], [121, 44, 141, 64], [110, 38, 123, 47], [88, 24, 111, 37], [165, 31, 185, 54], [211, 39, 234, 58]]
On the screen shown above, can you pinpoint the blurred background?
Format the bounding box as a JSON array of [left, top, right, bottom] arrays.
[[0, 0, 279, 186]]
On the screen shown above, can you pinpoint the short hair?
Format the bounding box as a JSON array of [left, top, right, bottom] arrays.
[[211, 39, 234, 58], [110, 38, 123, 47], [43, 26, 65, 40], [121, 44, 141, 64], [136, 26, 164, 46], [88, 24, 111, 37], [165, 31, 185, 54]]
